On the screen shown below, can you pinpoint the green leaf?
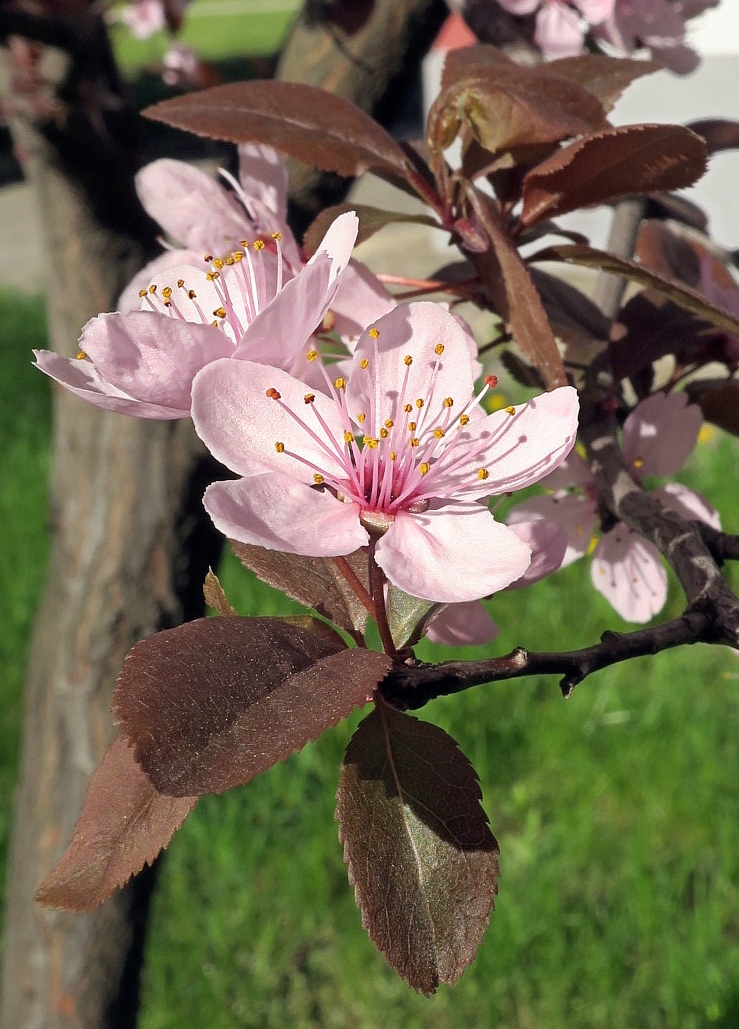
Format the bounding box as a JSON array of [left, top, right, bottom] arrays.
[[36, 736, 196, 913], [385, 583, 442, 650], [336, 701, 500, 994], [143, 81, 411, 179], [114, 617, 391, 797]]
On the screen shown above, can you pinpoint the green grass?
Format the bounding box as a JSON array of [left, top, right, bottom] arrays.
[[3, 286, 739, 1026], [110, 0, 299, 73]]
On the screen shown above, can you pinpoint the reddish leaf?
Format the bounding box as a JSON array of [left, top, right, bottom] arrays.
[[521, 124, 707, 227], [229, 541, 371, 639], [635, 220, 701, 286], [143, 81, 410, 179], [429, 66, 605, 160], [688, 118, 739, 156], [36, 736, 196, 913], [114, 617, 390, 796], [529, 244, 739, 337], [337, 701, 500, 994], [547, 54, 661, 113], [689, 381, 739, 437], [609, 291, 713, 383], [465, 185, 567, 388], [203, 567, 236, 617], [528, 266, 610, 365], [303, 203, 439, 256]]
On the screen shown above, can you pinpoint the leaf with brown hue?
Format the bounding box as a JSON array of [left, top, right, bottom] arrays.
[[229, 541, 371, 639], [688, 118, 739, 156], [203, 567, 236, 617], [609, 291, 713, 384], [465, 185, 567, 388], [547, 54, 661, 113], [143, 81, 410, 179], [36, 736, 196, 913], [528, 266, 610, 365], [429, 62, 606, 161], [520, 124, 707, 226], [529, 244, 739, 338], [688, 381, 739, 437], [303, 203, 439, 256], [114, 617, 390, 796], [336, 701, 500, 994]]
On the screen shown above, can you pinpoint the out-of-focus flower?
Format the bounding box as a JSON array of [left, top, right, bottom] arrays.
[[117, 0, 166, 40], [596, 0, 718, 73], [190, 302, 579, 603], [161, 43, 200, 88], [508, 391, 720, 622], [497, 0, 615, 58]]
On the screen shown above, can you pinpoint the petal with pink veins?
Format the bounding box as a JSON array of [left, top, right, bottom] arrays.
[[203, 471, 369, 556], [591, 525, 667, 623], [375, 502, 532, 603], [237, 143, 288, 221]]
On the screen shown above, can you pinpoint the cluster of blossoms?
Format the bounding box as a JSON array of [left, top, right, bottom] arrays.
[[496, 0, 716, 70], [34, 146, 580, 612]]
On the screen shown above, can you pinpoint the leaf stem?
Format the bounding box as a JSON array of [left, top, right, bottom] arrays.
[[332, 556, 376, 620], [369, 554, 400, 661]]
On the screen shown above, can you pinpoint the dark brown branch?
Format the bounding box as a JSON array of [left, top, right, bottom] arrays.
[[698, 524, 739, 563], [381, 607, 717, 708]]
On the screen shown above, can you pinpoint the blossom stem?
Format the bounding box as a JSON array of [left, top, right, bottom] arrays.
[[332, 556, 376, 622], [369, 553, 400, 661]]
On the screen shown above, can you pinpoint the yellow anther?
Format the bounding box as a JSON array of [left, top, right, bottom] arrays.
[[213, 307, 227, 319], [403, 355, 413, 366], [356, 413, 366, 423], [76, 349, 87, 360], [188, 290, 197, 300], [363, 437, 379, 449], [443, 397, 454, 408], [344, 431, 355, 444], [416, 399, 424, 409], [434, 343, 445, 355], [213, 258, 224, 269], [404, 403, 413, 413], [380, 428, 389, 439], [206, 271, 220, 282], [149, 284, 157, 294], [360, 358, 369, 369], [368, 327, 380, 338], [419, 462, 430, 475], [313, 473, 324, 484], [254, 239, 266, 251], [304, 393, 316, 404], [459, 414, 470, 426], [408, 421, 417, 431], [410, 438, 420, 448], [177, 278, 185, 288], [334, 377, 346, 390], [633, 456, 644, 470], [306, 350, 318, 362], [233, 251, 244, 263], [275, 442, 285, 453], [477, 468, 489, 480], [384, 419, 394, 429], [239, 240, 249, 249], [162, 286, 172, 299], [390, 451, 397, 461], [211, 320, 219, 327], [225, 256, 234, 266], [272, 232, 282, 241], [433, 428, 445, 439], [505, 405, 516, 416], [204, 254, 214, 262], [138, 289, 148, 298]]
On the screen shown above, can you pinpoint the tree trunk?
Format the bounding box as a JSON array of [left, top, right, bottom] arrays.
[[0, 22, 220, 1029]]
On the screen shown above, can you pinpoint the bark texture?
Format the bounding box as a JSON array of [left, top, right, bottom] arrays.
[[0, 22, 220, 1029]]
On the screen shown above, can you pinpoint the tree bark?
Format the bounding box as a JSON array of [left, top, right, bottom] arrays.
[[0, 20, 220, 1029]]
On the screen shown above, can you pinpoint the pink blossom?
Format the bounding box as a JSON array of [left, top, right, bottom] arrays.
[[596, 0, 716, 73], [508, 391, 720, 622], [117, 0, 166, 40], [33, 212, 362, 419], [118, 147, 393, 342], [161, 43, 200, 88], [497, 0, 615, 58], [190, 302, 579, 604]]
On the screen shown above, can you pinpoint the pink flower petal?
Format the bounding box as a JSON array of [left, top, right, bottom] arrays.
[[535, 4, 586, 59], [135, 159, 253, 253], [330, 259, 396, 346], [591, 525, 667, 623], [203, 472, 368, 556], [505, 517, 567, 588], [508, 491, 598, 567], [375, 502, 532, 603], [237, 143, 288, 222], [426, 601, 500, 646], [654, 482, 722, 531], [622, 391, 701, 479], [538, 450, 592, 491], [450, 386, 579, 500], [191, 359, 349, 480], [346, 303, 477, 435], [117, 248, 204, 312]]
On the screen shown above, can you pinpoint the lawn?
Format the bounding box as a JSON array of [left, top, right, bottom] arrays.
[[4, 285, 739, 1027]]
